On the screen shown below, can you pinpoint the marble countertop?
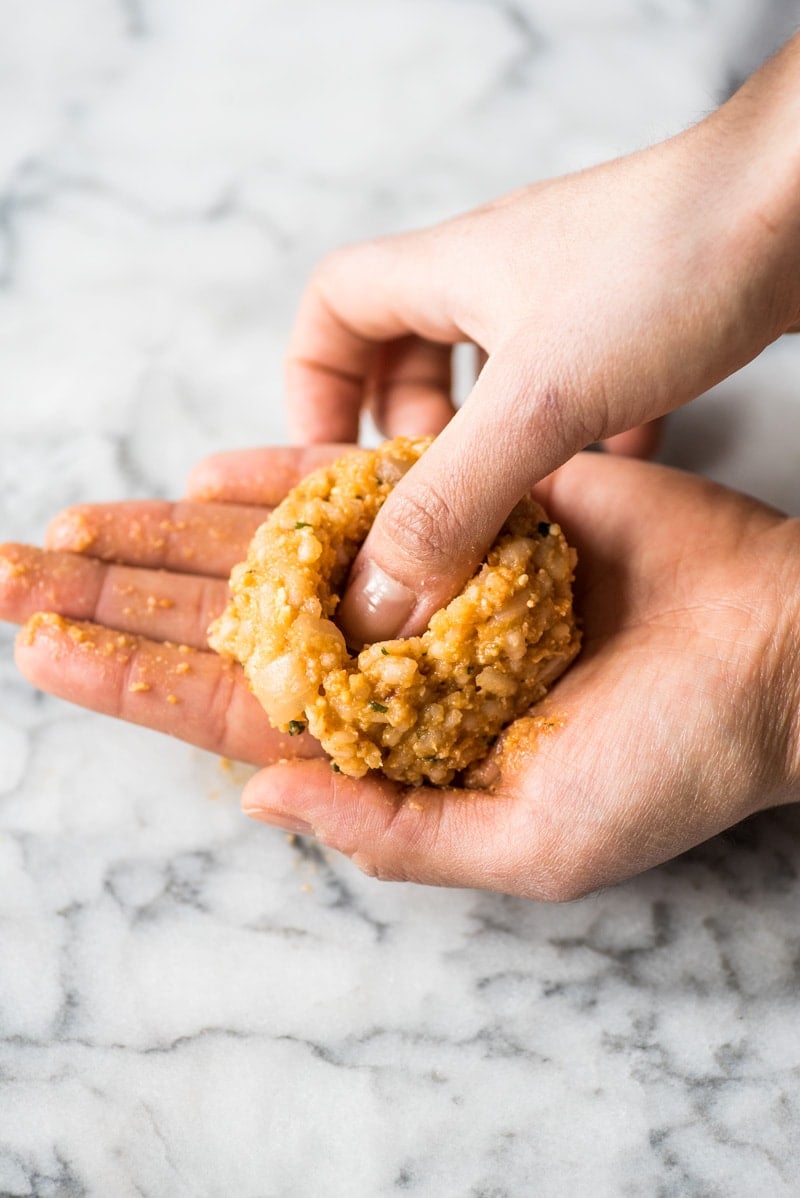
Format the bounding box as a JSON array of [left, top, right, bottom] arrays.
[[4, 2, 800, 1194]]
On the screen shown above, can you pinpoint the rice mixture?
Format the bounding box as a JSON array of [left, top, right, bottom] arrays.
[[209, 436, 580, 785]]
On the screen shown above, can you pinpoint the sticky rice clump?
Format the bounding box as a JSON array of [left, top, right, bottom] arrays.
[[209, 436, 580, 785]]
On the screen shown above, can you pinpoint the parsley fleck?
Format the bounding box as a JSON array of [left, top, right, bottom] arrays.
[[537, 522, 551, 536], [287, 720, 306, 736], [380, 647, 389, 655], [369, 700, 388, 713], [331, 762, 342, 773], [376, 477, 384, 485], [294, 521, 312, 529]]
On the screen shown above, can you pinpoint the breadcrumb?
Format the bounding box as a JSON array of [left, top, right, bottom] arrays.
[[211, 437, 580, 786]]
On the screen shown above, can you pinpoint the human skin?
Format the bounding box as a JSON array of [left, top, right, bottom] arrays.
[[285, 34, 800, 648], [2, 449, 800, 900]]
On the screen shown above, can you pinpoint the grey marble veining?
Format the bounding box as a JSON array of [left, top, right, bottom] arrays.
[[3, 2, 800, 1195]]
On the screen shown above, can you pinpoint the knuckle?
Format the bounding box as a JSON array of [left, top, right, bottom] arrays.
[[545, 387, 605, 453], [538, 840, 602, 903], [348, 800, 424, 885], [206, 664, 239, 753], [385, 482, 465, 569], [507, 347, 608, 452], [91, 562, 116, 623], [195, 577, 220, 647], [312, 239, 378, 294], [311, 247, 348, 289], [350, 849, 409, 885], [516, 814, 599, 903], [115, 649, 140, 721], [535, 866, 592, 905]]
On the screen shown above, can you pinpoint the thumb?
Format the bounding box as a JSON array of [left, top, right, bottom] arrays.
[[240, 758, 545, 895], [337, 348, 596, 644]]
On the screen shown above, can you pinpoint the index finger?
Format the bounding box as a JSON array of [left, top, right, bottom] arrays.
[[286, 235, 465, 443], [186, 444, 356, 506], [16, 612, 323, 767]]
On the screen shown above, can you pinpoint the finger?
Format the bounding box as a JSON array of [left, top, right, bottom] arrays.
[[285, 288, 374, 444], [286, 236, 464, 444], [45, 501, 266, 576], [185, 444, 353, 506], [241, 758, 557, 896], [16, 612, 322, 766], [369, 336, 455, 438], [0, 544, 227, 648], [601, 417, 664, 459], [336, 345, 587, 645]]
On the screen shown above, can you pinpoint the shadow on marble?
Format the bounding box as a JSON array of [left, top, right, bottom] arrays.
[[677, 804, 800, 895]]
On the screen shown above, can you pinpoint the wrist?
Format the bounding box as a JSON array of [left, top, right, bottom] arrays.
[[709, 34, 800, 336], [763, 519, 800, 806]]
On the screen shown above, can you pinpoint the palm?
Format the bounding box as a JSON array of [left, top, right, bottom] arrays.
[[2, 449, 797, 898], [477, 454, 796, 896]]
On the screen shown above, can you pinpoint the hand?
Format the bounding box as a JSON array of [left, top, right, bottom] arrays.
[[200, 449, 800, 900], [0, 453, 340, 766], [287, 35, 800, 646], [4, 449, 799, 900]]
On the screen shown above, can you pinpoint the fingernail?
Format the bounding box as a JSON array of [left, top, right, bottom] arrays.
[[338, 560, 416, 645], [243, 806, 314, 836]]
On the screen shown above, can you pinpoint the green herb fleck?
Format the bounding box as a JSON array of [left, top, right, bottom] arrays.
[[380, 647, 389, 655], [376, 477, 384, 486], [294, 521, 312, 530], [287, 720, 306, 736], [369, 700, 388, 713], [537, 522, 551, 537], [331, 762, 342, 773], [465, 665, 474, 674]]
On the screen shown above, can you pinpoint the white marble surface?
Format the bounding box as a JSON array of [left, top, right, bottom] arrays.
[[3, 1, 800, 1194]]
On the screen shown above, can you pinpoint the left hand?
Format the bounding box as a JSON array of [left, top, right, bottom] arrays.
[[0, 453, 336, 766], [3, 448, 800, 900]]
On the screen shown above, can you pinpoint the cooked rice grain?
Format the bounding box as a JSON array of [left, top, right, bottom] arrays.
[[209, 436, 580, 785]]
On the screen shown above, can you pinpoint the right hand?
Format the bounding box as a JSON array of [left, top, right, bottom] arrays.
[[286, 35, 800, 646]]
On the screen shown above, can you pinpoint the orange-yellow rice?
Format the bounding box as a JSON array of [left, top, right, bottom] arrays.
[[209, 436, 580, 785]]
